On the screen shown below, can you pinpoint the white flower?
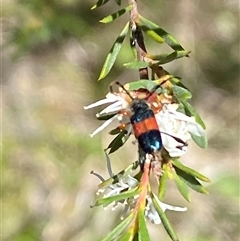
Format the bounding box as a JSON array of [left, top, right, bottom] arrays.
[[84, 93, 127, 111], [84, 92, 205, 157], [97, 174, 139, 211], [114, 176, 187, 224], [100, 175, 187, 224], [145, 194, 187, 224], [121, 191, 187, 224], [95, 173, 187, 223], [156, 103, 205, 157], [102, 175, 138, 199], [84, 92, 130, 137]]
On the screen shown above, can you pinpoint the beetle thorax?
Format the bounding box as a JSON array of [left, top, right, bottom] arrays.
[[131, 100, 149, 113]]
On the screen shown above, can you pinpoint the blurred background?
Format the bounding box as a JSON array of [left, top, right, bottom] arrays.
[[2, 0, 239, 241]]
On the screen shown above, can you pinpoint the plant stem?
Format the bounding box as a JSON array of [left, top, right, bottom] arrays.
[[129, 0, 148, 79]]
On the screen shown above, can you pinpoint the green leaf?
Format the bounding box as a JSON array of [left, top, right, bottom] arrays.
[[123, 61, 150, 69], [172, 159, 211, 183], [100, 5, 132, 23], [106, 129, 130, 154], [138, 208, 151, 241], [98, 162, 139, 189], [101, 214, 134, 241], [151, 194, 179, 241], [91, 0, 110, 9], [144, 30, 165, 43], [137, 15, 185, 51], [109, 127, 121, 135], [127, 79, 157, 92], [174, 166, 209, 194], [190, 133, 208, 149], [97, 113, 116, 120], [115, 0, 122, 6], [118, 231, 134, 241], [136, 17, 164, 44], [148, 50, 190, 65], [126, 78, 168, 96], [170, 77, 190, 90], [173, 88, 206, 129], [133, 233, 138, 241], [172, 85, 192, 100], [158, 165, 168, 200], [172, 170, 190, 202], [95, 187, 140, 206], [98, 22, 129, 80], [181, 100, 206, 129]]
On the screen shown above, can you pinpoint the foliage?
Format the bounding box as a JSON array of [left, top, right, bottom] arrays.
[[3, 0, 239, 241], [87, 0, 210, 240]]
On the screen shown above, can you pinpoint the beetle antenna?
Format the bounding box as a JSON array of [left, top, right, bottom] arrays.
[[146, 79, 168, 100], [161, 131, 188, 147]]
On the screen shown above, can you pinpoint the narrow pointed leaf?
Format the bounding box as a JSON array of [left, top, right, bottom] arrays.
[[137, 15, 185, 51], [170, 77, 189, 90], [109, 126, 122, 135], [106, 129, 130, 154], [98, 22, 129, 80], [127, 79, 157, 92], [144, 29, 165, 43], [172, 159, 211, 182], [102, 214, 134, 241], [185, 178, 208, 194], [190, 132, 208, 149], [133, 233, 138, 241], [97, 113, 116, 120], [118, 231, 134, 241], [181, 100, 206, 129], [138, 208, 151, 241], [172, 85, 192, 100], [151, 194, 179, 241], [173, 88, 206, 129], [124, 61, 150, 69], [91, 0, 110, 9], [100, 5, 132, 23], [174, 166, 209, 194], [95, 187, 140, 206], [115, 0, 122, 6], [158, 164, 168, 200], [99, 162, 138, 188], [172, 171, 190, 202], [148, 50, 190, 65]]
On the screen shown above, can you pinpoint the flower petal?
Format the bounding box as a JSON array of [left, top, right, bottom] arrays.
[[84, 99, 115, 110], [145, 194, 187, 224], [161, 134, 188, 157], [99, 100, 123, 115], [155, 103, 206, 157], [90, 114, 119, 137], [164, 107, 205, 137], [153, 194, 187, 212], [84, 93, 123, 110], [187, 121, 205, 136]]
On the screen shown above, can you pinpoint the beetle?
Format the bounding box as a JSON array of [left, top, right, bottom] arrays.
[[112, 81, 164, 155], [111, 81, 187, 157]]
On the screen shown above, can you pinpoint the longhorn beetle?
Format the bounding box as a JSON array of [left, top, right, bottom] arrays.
[[111, 81, 187, 158]]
